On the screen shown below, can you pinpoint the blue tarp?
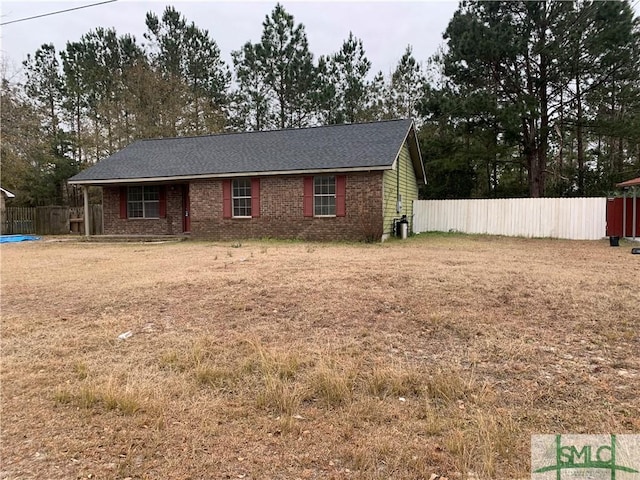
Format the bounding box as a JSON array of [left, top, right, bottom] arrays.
[[0, 235, 41, 243]]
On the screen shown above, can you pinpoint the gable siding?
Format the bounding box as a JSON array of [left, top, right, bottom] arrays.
[[382, 141, 419, 237]]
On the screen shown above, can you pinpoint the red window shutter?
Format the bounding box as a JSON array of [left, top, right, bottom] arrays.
[[303, 177, 314, 217], [119, 187, 127, 219], [222, 179, 232, 219], [251, 178, 261, 218], [159, 186, 167, 218], [336, 175, 346, 217]]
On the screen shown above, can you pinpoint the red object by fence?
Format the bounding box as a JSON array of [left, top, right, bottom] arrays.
[[606, 197, 640, 237]]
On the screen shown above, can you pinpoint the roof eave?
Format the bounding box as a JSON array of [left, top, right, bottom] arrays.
[[390, 120, 426, 185], [68, 165, 393, 186], [408, 122, 426, 184], [616, 177, 640, 188]]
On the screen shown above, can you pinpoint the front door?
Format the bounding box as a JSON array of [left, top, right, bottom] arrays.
[[182, 184, 191, 233]]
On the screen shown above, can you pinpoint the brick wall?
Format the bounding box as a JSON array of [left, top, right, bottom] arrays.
[[103, 186, 184, 235], [190, 172, 384, 241], [103, 172, 384, 241]]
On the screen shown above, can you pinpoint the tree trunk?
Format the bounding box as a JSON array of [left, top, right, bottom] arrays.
[[576, 76, 584, 195], [524, 118, 543, 198], [558, 89, 564, 179], [524, 49, 543, 198], [537, 113, 548, 197], [536, 5, 549, 198], [76, 93, 82, 164]]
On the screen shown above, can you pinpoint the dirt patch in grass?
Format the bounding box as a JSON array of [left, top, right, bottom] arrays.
[[1, 235, 638, 479]]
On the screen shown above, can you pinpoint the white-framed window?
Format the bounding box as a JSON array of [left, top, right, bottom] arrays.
[[232, 178, 252, 217], [314, 175, 336, 216], [128, 186, 160, 218]]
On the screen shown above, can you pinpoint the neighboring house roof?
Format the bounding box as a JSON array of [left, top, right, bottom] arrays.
[[69, 119, 425, 185], [616, 177, 640, 188], [0, 188, 16, 198]]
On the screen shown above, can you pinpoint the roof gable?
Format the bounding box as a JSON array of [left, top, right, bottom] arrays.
[[69, 119, 421, 185], [1, 187, 16, 198]]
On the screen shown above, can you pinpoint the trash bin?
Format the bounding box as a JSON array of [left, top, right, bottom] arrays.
[[609, 236, 620, 247], [399, 216, 408, 240]]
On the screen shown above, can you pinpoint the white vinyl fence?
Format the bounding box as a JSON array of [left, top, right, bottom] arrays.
[[413, 197, 607, 240]]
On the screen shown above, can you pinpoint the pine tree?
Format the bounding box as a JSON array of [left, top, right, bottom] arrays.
[[145, 6, 230, 135], [388, 45, 426, 121], [441, 1, 565, 197], [23, 44, 63, 137], [259, 3, 315, 128], [231, 42, 272, 131], [231, 4, 315, 130], [331, 32, 371, 123]]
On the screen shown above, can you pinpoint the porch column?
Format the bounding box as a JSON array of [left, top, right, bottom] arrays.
[[633, 187, 637, 241], [83, 186, 90, 237], [622, 190, 627, 239]]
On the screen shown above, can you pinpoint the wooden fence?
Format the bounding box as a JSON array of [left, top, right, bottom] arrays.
[[413, 197, 607, 240], [1, 205, 103, 235]]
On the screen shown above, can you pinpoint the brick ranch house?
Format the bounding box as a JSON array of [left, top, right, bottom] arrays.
[[68, 119, 425, 241]]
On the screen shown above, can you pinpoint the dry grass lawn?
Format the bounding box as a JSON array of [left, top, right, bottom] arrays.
[[1, 234, 638, 479]]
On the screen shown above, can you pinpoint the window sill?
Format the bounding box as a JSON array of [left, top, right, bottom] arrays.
[[314, 215, 336, 218], [231, 216, 252, 219]]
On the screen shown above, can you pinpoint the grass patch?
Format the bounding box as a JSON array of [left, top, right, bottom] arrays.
[[194, 365, 237, 390], [425, 367, 477, 405], [54, 376, 156, 417], [307, 359, 355, 407], [247, 340, 304, 380], [1, 236, 638, 479], [101, 380, 143, 415], [361, 363, 422, 398], [256, 374, 305, 416]]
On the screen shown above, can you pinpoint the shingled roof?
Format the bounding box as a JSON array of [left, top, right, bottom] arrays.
[[69, 119, 424, 185]]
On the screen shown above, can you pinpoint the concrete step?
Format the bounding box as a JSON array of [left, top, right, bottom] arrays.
[[81, 235, 189, 243]]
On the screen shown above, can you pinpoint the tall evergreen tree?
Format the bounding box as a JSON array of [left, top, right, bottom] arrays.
[[365, 71, 393, 121], [60, 40, 90, 164], [577, 1, 640, 192], [388, 45, 426, 120], [331, 32, 371, 123], [22, 44, 80, 204], [231, 42, 271, 131], [145, 6, 230, 135], [441, 1, 566, 197], [314, 55, 341, 124], [437, 0, 640, 197], [231, 4, 315, 130], [23, 44, 63, 137], [259, 3, 315, 128]]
